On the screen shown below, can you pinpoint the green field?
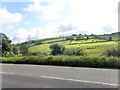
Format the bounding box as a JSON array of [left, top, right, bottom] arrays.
[[29, 36, 118, 57]]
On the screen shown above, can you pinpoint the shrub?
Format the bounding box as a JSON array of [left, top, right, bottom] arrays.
[[105, 48, 120, 57], [12, 46, 19, 55], [28, 52, 48, 56], [64, 48, 84, 56], [50, 44, 66, 55], [20, 44, 29, 56]]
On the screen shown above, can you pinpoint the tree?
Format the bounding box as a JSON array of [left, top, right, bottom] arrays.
[[91, 34, 94, 36], [70, 38, 74, 44], [70, 37, 74, 44], [50, 44, 66, 55], [79, 34, 82, 36], [76, 35, 81, 40], [65, 36, 74, 44], [86, 35, 89, 40], [108, 36, 112, 41], [81, 36, 84, 40], [20, 44, 28, 55], [72, 34, 77, 36], [12, 46, 18, 55], [66, 36, 74, 40], [1, 33, 12, 56], [76, 37, 79, 40]]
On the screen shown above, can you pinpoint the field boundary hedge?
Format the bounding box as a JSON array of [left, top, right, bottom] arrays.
[[1, 56, 119, 69]]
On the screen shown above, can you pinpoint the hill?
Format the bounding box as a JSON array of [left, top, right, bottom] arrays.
[[15, 32, 119, 57]]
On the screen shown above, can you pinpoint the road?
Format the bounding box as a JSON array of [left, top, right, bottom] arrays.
[[0, 64, 119, 88]]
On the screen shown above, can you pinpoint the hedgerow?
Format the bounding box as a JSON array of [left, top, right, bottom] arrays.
[[1, 56, 119, 69]]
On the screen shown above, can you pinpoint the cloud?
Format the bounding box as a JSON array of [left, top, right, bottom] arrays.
[[23, 0, 65, 21], [63, 0, 118, 34], [12, 23, 59, 43], [6, 0, 119, 43], [12, 28, 29, 43], [12, 28, 43, 43], [58, 23, 77, 32], [102, 25, 114, 33], [23, 0, 43, 12], [40, 1, 65, 21], [23, 0, 118, 34], [24, 21, 31, 25], [6, 25, 15, 31], [0, 8, 23, 24]]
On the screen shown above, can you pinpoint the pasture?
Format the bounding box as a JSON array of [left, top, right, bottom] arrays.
[[29, 35, 118, 57]]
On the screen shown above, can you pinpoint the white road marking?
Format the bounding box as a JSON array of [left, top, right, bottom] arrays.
[[0, 72, 14, 75], [41, 76, 119, 87]]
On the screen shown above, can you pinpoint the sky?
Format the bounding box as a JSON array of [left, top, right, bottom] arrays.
[[0, 0, 119, 44]]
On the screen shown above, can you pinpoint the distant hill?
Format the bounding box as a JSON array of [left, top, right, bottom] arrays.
[[111, 32, 120, 35], [15, 32, 119, 48]]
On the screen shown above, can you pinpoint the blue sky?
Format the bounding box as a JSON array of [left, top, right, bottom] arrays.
[[0, 0, 119, 44]]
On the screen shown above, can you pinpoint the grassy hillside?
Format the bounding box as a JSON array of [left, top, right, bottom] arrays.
[[27, 33, 119, 57]]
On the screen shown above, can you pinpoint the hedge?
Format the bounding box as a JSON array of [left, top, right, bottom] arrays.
[[1, 56, 120, 69]]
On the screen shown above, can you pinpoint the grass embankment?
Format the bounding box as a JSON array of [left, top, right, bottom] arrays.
[[1, 56, 120, 69]]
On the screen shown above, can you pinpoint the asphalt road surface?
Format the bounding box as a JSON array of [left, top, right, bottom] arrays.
[[0, 64, 119, 88]]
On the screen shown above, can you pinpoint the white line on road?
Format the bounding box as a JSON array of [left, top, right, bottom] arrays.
[[41, 76, 119, 87], [0, 72, 14, 75]]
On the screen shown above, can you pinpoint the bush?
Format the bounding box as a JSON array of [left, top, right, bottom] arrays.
[[28, 52, 48, 56], [105, 48, 120, 57], [50, 44, 66, 55], [64, 48, 84, 56], [20, 44, 29, 56]]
